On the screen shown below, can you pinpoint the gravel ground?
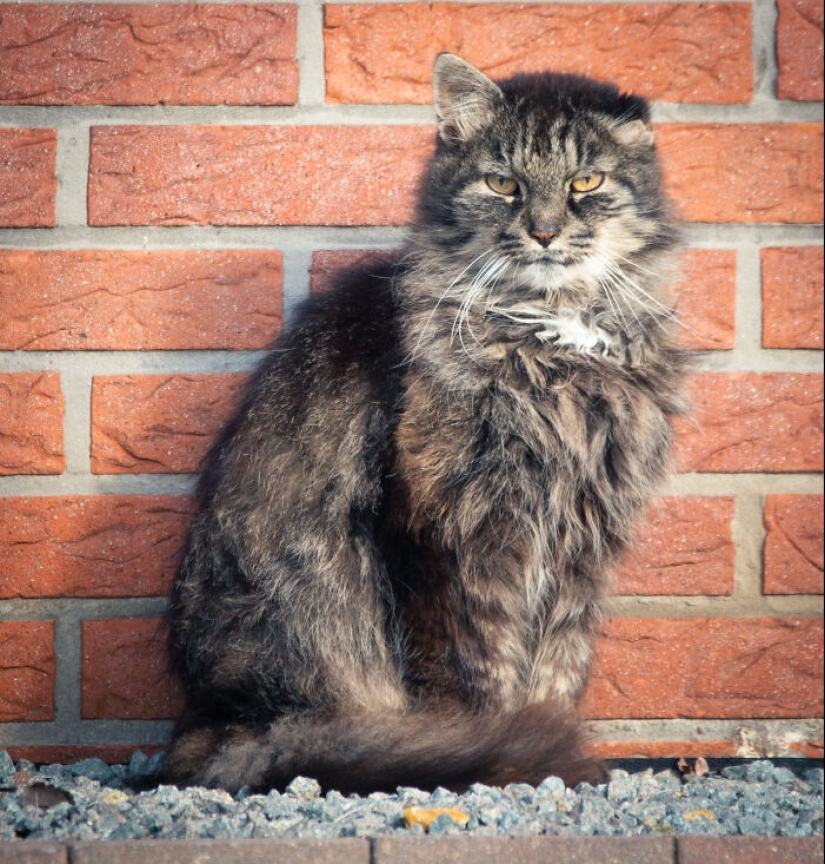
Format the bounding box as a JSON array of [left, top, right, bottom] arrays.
[[0, 751, 821, 843]]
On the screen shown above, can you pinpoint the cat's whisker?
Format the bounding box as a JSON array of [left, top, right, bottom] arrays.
[[452, 254, 511, 354], [598, 276, 633, 333], [604, 261, 696, 334], [409, 249, 498, 361]]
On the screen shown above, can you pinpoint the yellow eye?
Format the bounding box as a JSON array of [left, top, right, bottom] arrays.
[[485, 174, 520, 196], [571, 173, 605, 193]]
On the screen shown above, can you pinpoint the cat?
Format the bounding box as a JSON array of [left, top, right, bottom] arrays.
[[160, 53, 689, 795]]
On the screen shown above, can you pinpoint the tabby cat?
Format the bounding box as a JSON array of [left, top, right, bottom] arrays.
[[162, 54, 688, 794]]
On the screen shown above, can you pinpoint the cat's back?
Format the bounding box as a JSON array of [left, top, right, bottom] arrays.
[[195, 259, 406, 511]]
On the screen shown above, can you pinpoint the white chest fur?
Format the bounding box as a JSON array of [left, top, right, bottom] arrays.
[[536, 312, 618, 356]]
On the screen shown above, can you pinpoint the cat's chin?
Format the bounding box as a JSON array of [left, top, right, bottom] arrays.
[[513, 256, 592, 295]]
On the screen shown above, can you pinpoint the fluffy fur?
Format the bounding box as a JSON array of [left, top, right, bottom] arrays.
[[161, 54, 689, 795]]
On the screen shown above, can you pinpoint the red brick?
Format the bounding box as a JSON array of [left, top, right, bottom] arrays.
[[91, 374, 248, 474], [580, 617, 824, 719], [777, 0, 824, 101], [761, 246, 824, 349], [0, 4, 297, 106], [764, 495, 824, 595], [81, 618, 183, 720], [0, 496, 194, 599], [0, 844, 66, 863], [6, 744, 164, 765], [0, 373, 65, 475], [590, 740, 739, 759], [88, 125, 432, 227], [659, 124, 823, 224], [617, 497, 735, 596], [673, 250, 736, 350], [373, 837, 675, 864], [678, 836, 824, 864], [71, 839, 370, 864], [0, 128, 56, 227], [0, 621, 55, 722], [0, 250, 283, 351], [673, 373, 824, 473], [324, 3, 752, 105]]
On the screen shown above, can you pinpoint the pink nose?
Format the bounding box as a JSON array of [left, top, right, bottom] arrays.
[[530, 225, 560, 247]]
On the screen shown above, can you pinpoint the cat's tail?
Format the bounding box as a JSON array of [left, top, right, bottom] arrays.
[[159, 702, 606, 795]]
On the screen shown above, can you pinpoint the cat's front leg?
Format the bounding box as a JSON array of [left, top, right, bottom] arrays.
[[526, 587, 602, 704]]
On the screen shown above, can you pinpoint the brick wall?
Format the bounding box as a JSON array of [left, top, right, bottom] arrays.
[[0, 0, 822, 765]]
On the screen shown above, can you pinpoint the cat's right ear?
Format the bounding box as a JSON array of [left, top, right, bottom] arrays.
[[433, 53, 503, 144]]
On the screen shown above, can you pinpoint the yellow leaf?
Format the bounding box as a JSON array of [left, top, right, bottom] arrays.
[[684, 809, 714, 821], [403, 806, 470, 830]]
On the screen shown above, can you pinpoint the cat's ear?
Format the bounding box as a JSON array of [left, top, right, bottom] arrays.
[[433, 53, 503, 143], [612, 118, 655, 147]]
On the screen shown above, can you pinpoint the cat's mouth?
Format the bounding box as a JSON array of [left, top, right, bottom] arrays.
[[519, 250, 580, 269]]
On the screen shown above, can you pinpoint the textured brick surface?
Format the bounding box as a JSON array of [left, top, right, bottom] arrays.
[[580, 617, 824, 719], [761, 247, 824, 349], [88, 125, 433, 227], [674, 373, 824, 473], [763, 495, 824, 596], [81, 618, 183, 720], [674, 250, 736, 350], [617, 497, 735, 596], [0, 250, 283, 351], [776, 0, 824, 101], [90, 374, 249, 474], [71, 839, 370, 864], [678, 836, 824, 864], [0, 844, 66, 864], [658, 124, 823, 224], [0, 128, 57, 227], [373, 836, 676, 864], [0, 496, 194, 599], [0, 4, 298, 106], [0, 373, 65, 476], [1, 838, 823, 864], [0, 621, 55, 722], [324, 3, 752, 105], [590, 740, 740, 759], [4, 745, 164, 766]]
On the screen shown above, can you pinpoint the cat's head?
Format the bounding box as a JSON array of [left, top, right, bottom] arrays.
[[418, 53, 676, 310]]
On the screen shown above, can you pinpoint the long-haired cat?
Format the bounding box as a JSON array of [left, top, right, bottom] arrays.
[[161, 54, 688, 795]]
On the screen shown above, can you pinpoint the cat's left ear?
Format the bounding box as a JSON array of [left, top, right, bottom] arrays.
[[612, 118, 655, 147], [433, 53, 503, 143]]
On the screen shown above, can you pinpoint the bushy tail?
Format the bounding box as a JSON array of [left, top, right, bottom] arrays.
[[160, 702, 606, 795]]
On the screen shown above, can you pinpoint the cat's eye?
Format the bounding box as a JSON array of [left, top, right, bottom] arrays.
[[570, 173, 605, 193], [485, 174, 520, 196]]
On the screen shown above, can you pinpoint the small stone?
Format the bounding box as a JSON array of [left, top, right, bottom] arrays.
[[0, 751, 15, 783], [67, 758, 116, 785], [536, 776, 566, 799], [285, 776, 321, 799]]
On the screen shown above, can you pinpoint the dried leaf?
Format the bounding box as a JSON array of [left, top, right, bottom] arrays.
[[677, 757, 711, 776], [684, 809, 714, 821], [20, 782, 73, 810], [404, 805, 470, 830]]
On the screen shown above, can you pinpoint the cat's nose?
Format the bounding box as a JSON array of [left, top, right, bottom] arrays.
[[530, 224, 561, 247]]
